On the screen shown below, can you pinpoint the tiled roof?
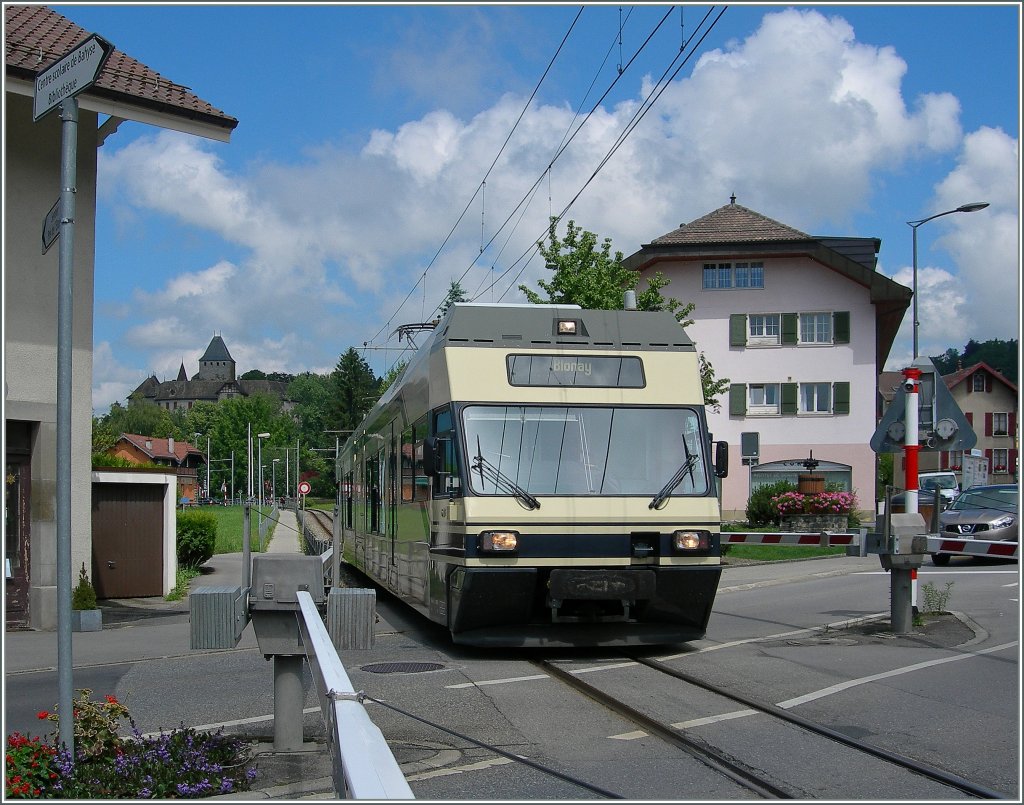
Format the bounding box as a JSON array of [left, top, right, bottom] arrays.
[[118, 433, 201, 464], [199, 335, 234, 363], [943, 362, 1017, 393], [650, 199, 810, 245], [5, 5, 237, 131]]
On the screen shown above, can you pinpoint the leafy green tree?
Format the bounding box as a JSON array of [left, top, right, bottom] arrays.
[[330, 348, 379, 432], [440, 280, 468, 315], [96, 400, 177, 440], [520, 218, 728, 409], [930, 338, 1017, 384], [239, 369, 267, 380]]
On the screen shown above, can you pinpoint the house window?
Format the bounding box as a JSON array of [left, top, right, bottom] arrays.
[[973, 373, 986, 392], [748, 314, 781, 345], [799, 312, 832, 344], [734, 262, 764, 288], [992, 449, 1009, 473], [748, 383, 780, 415], [993, 412, 1008, 436], [800, 383, 831, 413], [947, 450, 963, 470], [703, 262, 765, 289]]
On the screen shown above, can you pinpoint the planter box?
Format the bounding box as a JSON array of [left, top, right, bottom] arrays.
[[72, 609, 103, 632], [782, 514, 848, 533]]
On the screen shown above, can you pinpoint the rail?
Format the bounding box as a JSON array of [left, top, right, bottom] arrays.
[[296, 590, 414, 800]]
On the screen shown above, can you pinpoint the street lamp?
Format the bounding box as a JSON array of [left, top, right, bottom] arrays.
[[907, 202, 989, 358], [257, 432, 270, 505]]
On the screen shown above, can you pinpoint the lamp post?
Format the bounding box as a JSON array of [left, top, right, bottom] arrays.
[[907, 202, 989, 359], [903, 202, 988, 517], [257, 432, 270, 506]]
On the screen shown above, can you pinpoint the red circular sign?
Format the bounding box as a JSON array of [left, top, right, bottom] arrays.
[[298, 481, 311, 495]]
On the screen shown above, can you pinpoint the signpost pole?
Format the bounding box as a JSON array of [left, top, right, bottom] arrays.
[[55, 96, 79, 755]]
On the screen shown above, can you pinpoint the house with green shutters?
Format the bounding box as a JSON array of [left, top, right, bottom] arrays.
[[625, 197, 912, 520]]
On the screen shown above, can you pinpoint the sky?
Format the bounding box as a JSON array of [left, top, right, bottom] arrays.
[[30, 3, 1022, 414]]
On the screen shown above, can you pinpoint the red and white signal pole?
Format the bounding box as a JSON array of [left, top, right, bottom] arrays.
[[902, 367, 921, 515]]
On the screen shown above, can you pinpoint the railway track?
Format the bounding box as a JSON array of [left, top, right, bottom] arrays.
[[532, 655, 1007, 800], [300, 506, 334, 553]]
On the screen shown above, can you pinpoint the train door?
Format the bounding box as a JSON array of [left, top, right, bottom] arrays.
[[431, 406, 462, 550]]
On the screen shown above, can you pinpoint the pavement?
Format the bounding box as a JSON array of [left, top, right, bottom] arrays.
[[6, 527, 977, 800]]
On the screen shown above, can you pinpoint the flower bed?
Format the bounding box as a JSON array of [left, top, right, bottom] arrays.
[[5, 689, 256, 799], [771, 489, 857, 531]]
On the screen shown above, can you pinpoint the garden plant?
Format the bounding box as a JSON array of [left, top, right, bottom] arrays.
[[5, 688, 256, 799]]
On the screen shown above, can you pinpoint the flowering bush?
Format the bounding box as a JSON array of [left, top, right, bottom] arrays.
[[771, 490, 857, 517], [5, 733, 58, 798], [6, 689, 255, 799]]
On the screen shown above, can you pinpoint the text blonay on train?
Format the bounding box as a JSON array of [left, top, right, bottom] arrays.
[[335, 302, 729, 647]]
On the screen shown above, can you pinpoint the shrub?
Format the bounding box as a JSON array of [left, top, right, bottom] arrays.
[[71, 563, 97, 611], [176, 509, 218, 569], [13, 689, 256, 799], [746, 481, 798, 526]]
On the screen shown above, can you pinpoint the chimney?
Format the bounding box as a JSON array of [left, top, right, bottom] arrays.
[[168, 437, 175, 454], [145, 439, 152, 451]]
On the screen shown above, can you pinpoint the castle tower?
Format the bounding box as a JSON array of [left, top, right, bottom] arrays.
[[195, 335, 235, 382]]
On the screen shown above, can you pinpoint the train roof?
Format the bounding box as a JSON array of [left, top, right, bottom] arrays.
[[427, 303, 696, 352]]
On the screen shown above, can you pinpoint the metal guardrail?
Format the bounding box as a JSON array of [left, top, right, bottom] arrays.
[[295, 591, 414, 800]]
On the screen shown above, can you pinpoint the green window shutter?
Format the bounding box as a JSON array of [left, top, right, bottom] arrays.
[[781, 383, 798, 414], [834, 311, 850, 344], [782, 313, 798, 345], [729, 384, 747, 416], [729, 314, 747, 346], [833, 381, 850, 414]]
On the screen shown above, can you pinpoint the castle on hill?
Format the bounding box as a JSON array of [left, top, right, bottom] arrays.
[[129, 335, 292, 412]]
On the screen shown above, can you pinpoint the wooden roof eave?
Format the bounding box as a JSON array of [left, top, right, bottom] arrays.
[[5, 75, 236, 143]]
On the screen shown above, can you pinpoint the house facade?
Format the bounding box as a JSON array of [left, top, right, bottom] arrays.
[[107, 434, 206, 502], [624, 198, 912, 520], [129, 335, 293, 413], [4, 5, 236, 629], [919, 362, 1018, 484]]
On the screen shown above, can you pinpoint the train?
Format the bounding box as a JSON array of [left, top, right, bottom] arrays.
[[335, 303, 728, 647]]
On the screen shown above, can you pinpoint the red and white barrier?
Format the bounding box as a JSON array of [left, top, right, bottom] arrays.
[[721, 532, 856, 548], [926, 535, 1019, 560]]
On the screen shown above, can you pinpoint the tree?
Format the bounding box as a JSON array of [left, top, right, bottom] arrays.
[[330, 348, 379, 433], [379, 360, 409, 394], [930, 338, 1018, 384], [95, 399, 176, 441], [520, 218, 728, 409], [440, 280, 468, 315]]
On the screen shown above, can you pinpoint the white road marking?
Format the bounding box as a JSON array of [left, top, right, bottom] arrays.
[[139, 706, 322, 739], [405, 756, 515, 781]]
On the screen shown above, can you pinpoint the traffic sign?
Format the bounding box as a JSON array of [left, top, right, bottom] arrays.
[[33, 34, 113, 121], [298, 481, 312, 496], [870, 357, 976, 453], [42, 198, 61, 254]]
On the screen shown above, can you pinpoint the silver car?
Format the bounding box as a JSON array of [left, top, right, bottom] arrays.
[[932, 484, 1018, 566]]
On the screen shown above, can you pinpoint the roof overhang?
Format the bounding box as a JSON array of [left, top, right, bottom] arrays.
[[6, 76, 233, 143]]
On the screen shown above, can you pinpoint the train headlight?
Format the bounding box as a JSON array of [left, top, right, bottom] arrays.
[[556, 320, 577, 335], [673, 530, 709, 552], [479, 530, 519, 552]]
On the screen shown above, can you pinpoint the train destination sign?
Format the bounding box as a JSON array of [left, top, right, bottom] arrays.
[[507, 355, 645, 388], [33, 34, 113, 121]]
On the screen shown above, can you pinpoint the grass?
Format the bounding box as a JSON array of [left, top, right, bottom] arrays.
[[164, 566, 200, 601], [186, 505, 275, 554]]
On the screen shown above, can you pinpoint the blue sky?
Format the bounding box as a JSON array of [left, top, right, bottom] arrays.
[[42, 3, 1020, 414]]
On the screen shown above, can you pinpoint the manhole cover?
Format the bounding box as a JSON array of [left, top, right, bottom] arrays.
[[361, 662, 445, 674]]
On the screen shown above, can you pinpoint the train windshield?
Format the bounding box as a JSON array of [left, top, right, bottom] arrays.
[[461, 405, 710, 497]]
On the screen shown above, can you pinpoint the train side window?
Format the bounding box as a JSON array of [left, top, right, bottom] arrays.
[[343, 470, 354, 528], [432, 407, 462, 497], [402, 417, 430, 503]]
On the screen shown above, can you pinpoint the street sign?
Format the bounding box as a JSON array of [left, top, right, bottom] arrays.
[[33, 34, 113, 121], [870, 357, 976, 453], [298, 481, 312, 496], [42, 198, 61, 254]]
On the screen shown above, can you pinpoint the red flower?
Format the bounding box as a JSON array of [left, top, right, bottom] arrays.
[[36, 711, 49, 720], [105, 694, 119, 704]]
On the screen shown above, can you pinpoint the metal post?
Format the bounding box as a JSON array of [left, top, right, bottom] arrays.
[[891, 567, 914, 634], [272, 655, 305, 751], [55, 96, 79, 755], [903, 367, 921, 515], [206, 435, 211, 501], [243, 501, 252, 593]]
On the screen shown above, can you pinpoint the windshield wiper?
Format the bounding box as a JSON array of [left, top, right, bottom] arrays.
[[472, 437, 540, 510], [649, 434, 698, 510]]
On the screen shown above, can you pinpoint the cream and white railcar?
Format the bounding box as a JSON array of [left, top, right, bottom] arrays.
[[337, 303, 728, 646]]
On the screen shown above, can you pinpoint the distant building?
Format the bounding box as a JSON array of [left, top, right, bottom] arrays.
[[107, 434, 206, 501], [130, 335, 293, 412]]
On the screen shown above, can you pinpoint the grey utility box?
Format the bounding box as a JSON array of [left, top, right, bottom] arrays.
[[190, 585, 249, 650], [877, 512, 928, 570], [250, 554, 326, 656]]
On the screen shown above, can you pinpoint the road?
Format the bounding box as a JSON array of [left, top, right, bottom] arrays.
[[4, 554, 1018, 799]]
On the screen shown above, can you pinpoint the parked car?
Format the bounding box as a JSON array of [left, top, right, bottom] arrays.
[[932, 484, 1018, 566]]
